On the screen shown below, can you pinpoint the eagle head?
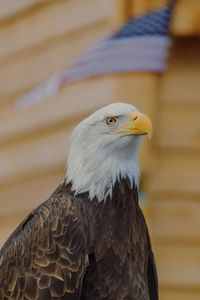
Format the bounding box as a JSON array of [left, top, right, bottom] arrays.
[[65, 102, 152, 201]]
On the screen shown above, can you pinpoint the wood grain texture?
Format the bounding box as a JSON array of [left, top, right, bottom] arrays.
[[150, 153, 200, 194], [156, 105, 200, 150], [0, 172, 64, 218], [151, 197, 200, 240], [159, 37, 200, 105], [114, 74, 159, 113], [171, 0, 200, 35], [0, 0, 114, 62], [130, 0, 169, 17], [154, 244, 200, 286], [160, 289, 200, 300], [0, 0, 49, 21], [130, 0, 150, 17], [0, 126, 71, 185]]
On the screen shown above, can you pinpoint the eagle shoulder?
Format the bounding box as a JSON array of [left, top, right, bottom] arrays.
[[0, 184, 88, 300]]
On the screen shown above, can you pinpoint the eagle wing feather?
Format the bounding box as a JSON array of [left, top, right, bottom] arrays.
[[0, 186, 87, 300]]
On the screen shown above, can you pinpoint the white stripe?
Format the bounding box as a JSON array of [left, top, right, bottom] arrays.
[[71, 36, 170, 62], [63, 36, 170, 81], [15, 36, 170, 110]]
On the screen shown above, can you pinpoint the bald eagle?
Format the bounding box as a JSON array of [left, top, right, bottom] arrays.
[[0, 103, 158, 300]]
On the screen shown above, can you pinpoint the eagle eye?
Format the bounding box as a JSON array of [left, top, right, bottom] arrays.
[[105, 116, 117, 126]]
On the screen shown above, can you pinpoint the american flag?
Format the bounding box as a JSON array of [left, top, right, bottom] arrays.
[[15, 3, 174, 109]]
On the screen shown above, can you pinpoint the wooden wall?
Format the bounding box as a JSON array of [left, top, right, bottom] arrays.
[[0, 1, 200, 300], [149, 36, 200, 300]]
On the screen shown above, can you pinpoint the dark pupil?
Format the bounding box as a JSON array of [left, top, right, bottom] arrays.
[[109, 118, 113, 123]]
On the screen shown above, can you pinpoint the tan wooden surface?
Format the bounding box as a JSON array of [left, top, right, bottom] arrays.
[[149, 22, 200, 299], [130, 0, 169, 17], [159, 38, 200, 105], [151, 152, 200, 194], [171, 0, 200, 35], [0, 0, 114, 62], [160, 290, 200, 300], [0, 126, 70, 184], [0, 171, 64, 218], [156, 105, 200, 150], [155, 243, 200, 286], [0, 0, 49, 21], [151, 196, 200, 240]]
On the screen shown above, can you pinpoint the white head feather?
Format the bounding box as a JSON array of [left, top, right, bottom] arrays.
[[65, 103, 143, 201]]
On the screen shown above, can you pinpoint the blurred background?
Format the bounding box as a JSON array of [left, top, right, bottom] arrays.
[[0, 0, 200, 299]]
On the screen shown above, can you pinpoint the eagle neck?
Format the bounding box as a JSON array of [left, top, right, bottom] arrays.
[[65, 139, 140, 202], [88, 178, 141, 255]]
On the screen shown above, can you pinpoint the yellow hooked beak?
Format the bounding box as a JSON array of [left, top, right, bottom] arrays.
[[110, 112, 153, 138]]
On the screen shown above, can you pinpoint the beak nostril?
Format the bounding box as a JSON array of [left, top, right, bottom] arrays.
[[133, 116, 138, 121]]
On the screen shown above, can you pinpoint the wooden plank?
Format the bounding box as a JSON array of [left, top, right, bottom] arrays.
[[150, 153, 200, 194], [130, 0, 175, 17], [0, 0, 114, 62], [151, 197, 200, 240], [130, 0, 169, 17], [0, 22, 110, 101], [160, 289, 200, 300], [111, 0, 127, 26], [0, 127, 69, 185], [0, 171, 64, 219], [0, 78, 112, 143], [171, 0, 200, 35], [150, 0, 171, 9], [160, 37, 200, 105], [114, 74, 159, 114], [154, 244, 200, 286], [130, 0, 150, 17], [156, 105, 200, 150], [0, 0, 49, 21]]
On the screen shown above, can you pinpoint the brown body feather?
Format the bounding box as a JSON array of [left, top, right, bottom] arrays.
[[0, 179, 158, 300]]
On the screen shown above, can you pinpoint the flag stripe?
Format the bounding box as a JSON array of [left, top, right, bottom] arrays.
[[64, 37, 171, 82]]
